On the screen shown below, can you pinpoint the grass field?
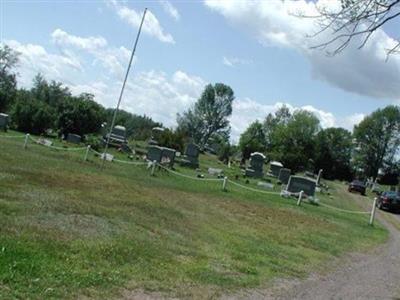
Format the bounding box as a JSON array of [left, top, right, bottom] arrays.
[[0, 131, 388, 299]]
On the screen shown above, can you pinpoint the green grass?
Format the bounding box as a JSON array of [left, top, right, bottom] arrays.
[[0, 131, 388, 299]]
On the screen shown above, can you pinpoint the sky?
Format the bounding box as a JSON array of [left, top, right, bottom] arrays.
[[1, 0, 399, 142]]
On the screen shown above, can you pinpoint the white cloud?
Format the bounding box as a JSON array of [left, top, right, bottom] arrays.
[[159, 0, 180, 21], [205, 0, 400, 100], [222, 56, 253, 67], [338, 113, 365, 131], [51, 28, 131, 76], [107, 0, 175, 44]]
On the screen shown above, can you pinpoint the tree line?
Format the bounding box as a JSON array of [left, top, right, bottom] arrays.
[[1, 44, 399, 182]]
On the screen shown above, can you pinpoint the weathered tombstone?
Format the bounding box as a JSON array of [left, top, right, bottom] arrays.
[[257, 181, 274, 190], [286, 176, 316, 197], [180, 143, 200, 168], [66, 133, 81, 144], [245, 152, 265, 178], [0, 113, 9, 131], [270, 161, 283, 177], [160, 147, 176, 168], [104, 125, 127, 146], [147, 146, 163, 163], [100, 153, 114, 161], [316, 169, 323, 185], [208, 168, 223, 176], [36, 137, 53, 147], [278, 168, 291, 184], [148, 127, 164, 145]]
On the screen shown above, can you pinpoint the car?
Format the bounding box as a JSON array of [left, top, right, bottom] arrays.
[[376, 191, 400, 212], [348, 180, 366, 195]]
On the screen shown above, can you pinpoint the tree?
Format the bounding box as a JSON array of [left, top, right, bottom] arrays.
[[353, 105, 400, 178], [315, 127, 353, 180], [0, 45, 19, 111], [56, 93, 106, 137], [177, 83, 234, 148], [310, 0, 400, 56], [263, 109, 320, 172], [10, 90, 55, 134], [239, 120, 267, 160]]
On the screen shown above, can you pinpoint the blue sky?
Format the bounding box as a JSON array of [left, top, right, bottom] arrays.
[[1, 0, 399, 142]]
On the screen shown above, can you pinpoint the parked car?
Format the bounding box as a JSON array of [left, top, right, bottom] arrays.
[[376, 191, 400, 212], [348, 180, 366, 195]]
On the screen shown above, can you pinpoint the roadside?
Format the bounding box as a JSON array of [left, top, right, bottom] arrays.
[[271, 188, 400, 300]]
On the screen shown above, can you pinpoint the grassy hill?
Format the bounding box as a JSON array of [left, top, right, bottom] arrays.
[[0, 132, 388, 299]]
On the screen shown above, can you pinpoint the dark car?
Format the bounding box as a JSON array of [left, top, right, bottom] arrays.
[[348, 180, 366, 195], [376, 191, 400, 212]]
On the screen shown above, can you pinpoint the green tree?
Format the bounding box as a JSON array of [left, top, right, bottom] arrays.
[[353, 105, 400, 178], [10, 90, 55, 134], [177, 83, 234, 148], [0, 45, 19, 112], [56, 93, 106, 136], [264, 109, 320, 172], [315, 127, 353, 180], [239, 120, 266, 159]]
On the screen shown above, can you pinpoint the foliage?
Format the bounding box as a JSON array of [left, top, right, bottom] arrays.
[[156, 128, 186, 152], [263, 108, 320, 172], [314, 127, 353, 180], [353, 105, 400, 178], [177, 83, 234, 148], [56, 93, 106, 137], [84, 133, 103, 151], [10, 90, 55, 134], [239, 120, 266, 160], [0, 45, 19, 112]]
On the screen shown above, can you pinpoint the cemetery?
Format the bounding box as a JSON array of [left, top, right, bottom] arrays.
[[0, 129, 392, 298]]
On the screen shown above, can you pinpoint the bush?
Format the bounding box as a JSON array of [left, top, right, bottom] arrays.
[[84, 134, 103, 151], [10, 93, 55, 134]]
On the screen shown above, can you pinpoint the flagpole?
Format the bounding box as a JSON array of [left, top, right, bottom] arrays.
[[101, 8, 147, 170]]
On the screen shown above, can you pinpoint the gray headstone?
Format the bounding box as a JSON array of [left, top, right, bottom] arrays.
[[0, 113, 9, 131], [185, 143, 199, 158], [160, 147, 176, 168], [66, 133, 81, 144], [257, 181, 274, 190], [278, 168, 291, 184], [147, 146, 163, 163], [208, 168, 223, 176], [270, 161, 283, 177], [286, 176, 316, 197], [245, 152, 265, 178]]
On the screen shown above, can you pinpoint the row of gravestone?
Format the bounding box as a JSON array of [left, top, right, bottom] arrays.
[[244, 151, 323, 197], [147, 143, 200, 169]]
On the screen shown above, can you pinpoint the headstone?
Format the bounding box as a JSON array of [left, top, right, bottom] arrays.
[[286, 176, 316, 197], [180, 143, 200, 168], [0, 113, 9, 131], [316, 169, 323, 186], [245, 152, 265, 178], [147, 146, 163, 163], [100, 153, 114, 161], [105, 125, 127, 145], [66, 133, 81, 144], [257, 181, 274, 189], [208, 168, 223, 176], [278, 168, 291, 184], [160, 147, 176, 168], [148, 127, 164, 145], [36, 138, 53, 147], [270, 161, 283, 177]]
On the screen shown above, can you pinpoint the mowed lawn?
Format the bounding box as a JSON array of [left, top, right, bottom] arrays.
[[0, 133, 388, 299]]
